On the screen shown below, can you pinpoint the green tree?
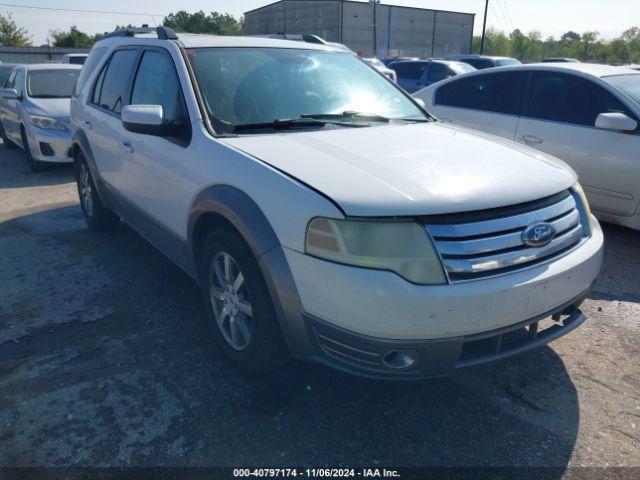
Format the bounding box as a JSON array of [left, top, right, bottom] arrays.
[[163, 10, 243, 35], [0, 12, 31, 46], [50, 26, 100, 48]]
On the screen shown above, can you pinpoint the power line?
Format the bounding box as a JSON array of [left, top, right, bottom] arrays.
[[0, 3, 166, 17]]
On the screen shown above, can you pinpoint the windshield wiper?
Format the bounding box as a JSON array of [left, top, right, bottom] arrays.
[[233, 117, 368, 132], [301, 111, 391, 123]]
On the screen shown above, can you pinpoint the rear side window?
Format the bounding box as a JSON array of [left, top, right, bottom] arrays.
[[453, 71, 526, 115], [435, 81, 459, 106], [527, 71, 633, 127], [93, 49, 138, 113], [130, 50, 187, 124], [428, 63, 454, 82], [392, 62, 428, 79], [73, 47, 107, 97]]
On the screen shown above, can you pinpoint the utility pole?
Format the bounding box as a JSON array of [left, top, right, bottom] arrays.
[[480, 0, 489, 54], [370, 0, 380, 57]]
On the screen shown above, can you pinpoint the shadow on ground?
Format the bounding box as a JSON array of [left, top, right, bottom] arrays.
[[0, 142, 75, 189], [0, 205, 582, 470]]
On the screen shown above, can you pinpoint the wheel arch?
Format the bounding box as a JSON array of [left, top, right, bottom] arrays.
[[188, 185, 314, 356]]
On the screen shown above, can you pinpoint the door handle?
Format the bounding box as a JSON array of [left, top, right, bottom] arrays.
[[120, 141, 133, 153], [519, 134, 543, 144], [83, 121, 92, 130]]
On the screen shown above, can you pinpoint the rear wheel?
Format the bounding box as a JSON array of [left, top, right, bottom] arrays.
[[0, 121, 16, 149], [199, 228, 288, 375], [76, 153, 119, 230], [21, 126, 47, 172]]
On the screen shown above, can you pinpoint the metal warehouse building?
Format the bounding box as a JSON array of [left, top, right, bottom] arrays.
[[244, 0, 475, 58]]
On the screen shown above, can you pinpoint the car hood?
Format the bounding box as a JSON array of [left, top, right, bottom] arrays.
[[25, 97, 71, 120], [223, 122, 577, 216]]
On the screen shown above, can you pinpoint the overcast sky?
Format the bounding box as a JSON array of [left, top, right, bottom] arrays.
[[3, 0, 639, 46]]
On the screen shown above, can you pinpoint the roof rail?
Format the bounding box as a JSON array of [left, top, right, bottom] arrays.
[[100, 26, 178, 41]]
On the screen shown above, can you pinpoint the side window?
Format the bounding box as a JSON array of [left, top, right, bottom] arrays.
[[5, 70, 17, 89], [13, 69, 25, 96], [94, 49, 138, 113], [527, 71, 632, 127], [74, 46, 107, 97], [465, 59, 493, 69], [428, 64, 454, 83], [435, 81, 459, 106], [130, 50, 187, 124], [455, 71, 526, 115]]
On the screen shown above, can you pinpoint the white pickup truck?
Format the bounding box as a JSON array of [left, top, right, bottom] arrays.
[[69, 27, 603, 379]]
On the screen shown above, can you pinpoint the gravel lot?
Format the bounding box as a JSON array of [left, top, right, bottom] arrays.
[[0, 143, 639, 472]]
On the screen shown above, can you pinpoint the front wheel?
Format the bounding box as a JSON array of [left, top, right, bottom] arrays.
[[199, 228, 288, 376], [76, 155, 119, 230]]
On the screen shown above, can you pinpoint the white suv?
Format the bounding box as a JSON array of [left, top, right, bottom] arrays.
[[70, 27, 604, 379]]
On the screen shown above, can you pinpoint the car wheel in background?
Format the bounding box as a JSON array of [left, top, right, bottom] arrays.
[[75, 152, 120, 230], [199, 227, 289, 376], [0, 121, 17, 149], [21, 126, 47, 172]]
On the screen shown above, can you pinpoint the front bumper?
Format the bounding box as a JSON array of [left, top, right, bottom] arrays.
[[26, 125, 73, 163], [304, 289, 588, 379]]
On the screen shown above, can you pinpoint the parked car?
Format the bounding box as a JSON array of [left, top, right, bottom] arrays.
[[70, 27, 602, 379], [0, 64, 81, 171], [543, 58, 580, 63], [61, 53, 89, 65], [390, 59, 476, 93], [414, 63, 640, 230], [362, 57, 397, 82], [0, 63, 19, 87], [446, 55, 521, 70], [625, 64, 640, 71], [381, 56, 419, 66]]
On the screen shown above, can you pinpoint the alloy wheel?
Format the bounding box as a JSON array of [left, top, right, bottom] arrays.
[[79, 163, 94, 217]]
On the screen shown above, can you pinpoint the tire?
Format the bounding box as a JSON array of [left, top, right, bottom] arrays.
[[21, 126, 47, 172], [0, 121, 16, 149], [75, 153, 120, 230], [199, 228, 289, 376]]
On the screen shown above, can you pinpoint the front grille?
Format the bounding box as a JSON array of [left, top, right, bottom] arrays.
[[425, 190, 588, 282]]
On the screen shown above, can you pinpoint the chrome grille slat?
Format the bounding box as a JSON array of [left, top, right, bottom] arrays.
[[428, 194, 576, 239], [441, 225, 583, 274], [435, 208, 581, 257], [425, 191, 587, 282]]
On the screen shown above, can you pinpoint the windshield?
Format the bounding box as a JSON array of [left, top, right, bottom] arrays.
[[496, 58, 521, 67], [451, 62, 476, 74], [27, 69, 80, 98], [605, 74, 640, 105], [188, 48, 426, 133]]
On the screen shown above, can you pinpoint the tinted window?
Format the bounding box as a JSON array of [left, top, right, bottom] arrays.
[[455, 72, 526, 114], [435, 81, 459, 106], [68, 56, 86, 65], [96, 49, 138, 113], [27, 70, 79, 98], [428, 63, 454, 82], [74, 47, 107, 97], [391, 62, 428, 79], [0, 66, 14, 87], [5, 69, 17, 88], [462, 59, 494, 69], [527, 71, 632, 127], [131, 50, 186, 124], [496, 58, 521, 67]]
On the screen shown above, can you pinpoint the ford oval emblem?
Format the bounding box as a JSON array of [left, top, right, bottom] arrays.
[[522, 223, 556, 247]]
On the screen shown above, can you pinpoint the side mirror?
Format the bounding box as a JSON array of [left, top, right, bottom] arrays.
[[1, 88, 19, 100], [121, 105, 164, 135], [595, 112, 637, 132]]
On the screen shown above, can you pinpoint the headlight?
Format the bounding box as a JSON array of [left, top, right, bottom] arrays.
[[29, 116, 67, 132], [305, 218, 446, 284], [572, 182, 593, 236]]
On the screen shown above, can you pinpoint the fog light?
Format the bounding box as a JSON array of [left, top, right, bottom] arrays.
[[382, 350, 419, 369], [39, 142, 54, 156]]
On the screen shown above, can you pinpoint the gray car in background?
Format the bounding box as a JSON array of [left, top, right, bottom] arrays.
[[0, 64, 80, 171]]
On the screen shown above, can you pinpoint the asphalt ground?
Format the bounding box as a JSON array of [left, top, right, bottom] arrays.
[[0, 142, 638, 474]]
